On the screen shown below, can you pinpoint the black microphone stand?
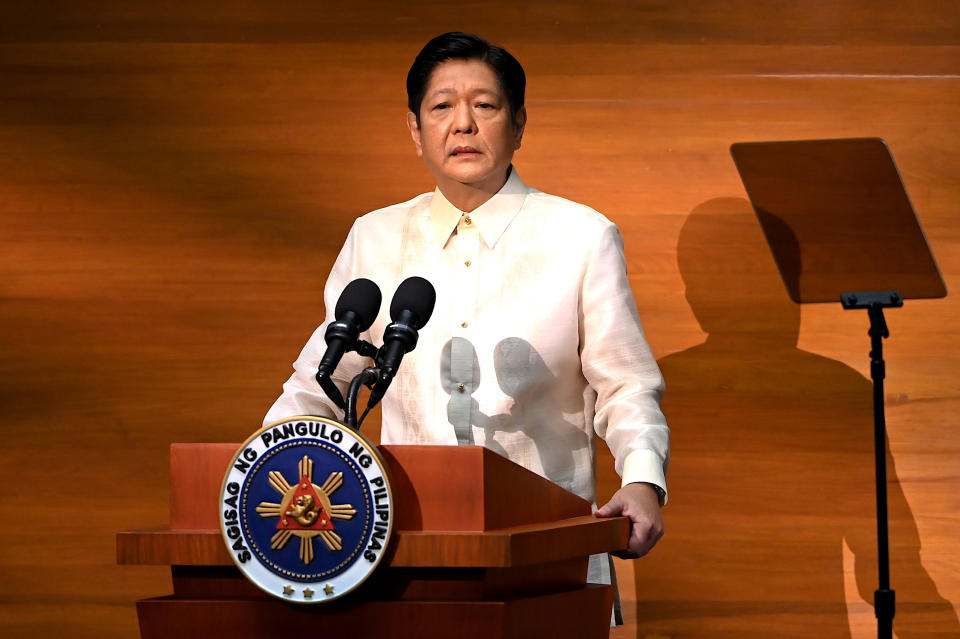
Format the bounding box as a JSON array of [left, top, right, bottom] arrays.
[[841, 290, 902, 639], [343, 349, 402, 431], [344, 366, 380, 430], [317, 339, 380, 418]]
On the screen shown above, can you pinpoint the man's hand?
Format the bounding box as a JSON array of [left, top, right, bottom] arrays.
[[595, 482, 664, 558]]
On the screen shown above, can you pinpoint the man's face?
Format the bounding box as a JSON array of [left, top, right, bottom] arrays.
[[407, 58, 526, 197]]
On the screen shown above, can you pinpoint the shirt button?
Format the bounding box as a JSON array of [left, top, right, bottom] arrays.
[[461, 321, 468, 328], [464, 260, 472, 267], [457, 383, 466, 393], [464, 215, 472, 225]]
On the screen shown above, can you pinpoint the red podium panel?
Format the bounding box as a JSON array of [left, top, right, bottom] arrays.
[[118, 443, 629, 639]]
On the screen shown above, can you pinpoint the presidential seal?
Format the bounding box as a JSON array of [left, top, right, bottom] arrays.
[[220, 416, 393, 603]]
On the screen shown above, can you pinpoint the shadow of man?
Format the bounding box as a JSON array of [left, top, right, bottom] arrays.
[[630, 198, 959, 638]]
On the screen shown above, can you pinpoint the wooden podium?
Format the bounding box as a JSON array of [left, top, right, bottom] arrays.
[[117, 443, 629, 639]]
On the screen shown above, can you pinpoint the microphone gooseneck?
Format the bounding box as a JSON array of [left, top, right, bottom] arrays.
[[315, 278, 382, 409], [365, 277, 437, 411]]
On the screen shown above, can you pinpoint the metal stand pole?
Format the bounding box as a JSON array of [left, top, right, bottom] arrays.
[[843, 291, 901, 639], [867, 303, 895, 639]]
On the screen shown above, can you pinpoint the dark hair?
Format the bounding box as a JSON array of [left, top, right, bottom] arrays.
[[406, 32, 526, 126]]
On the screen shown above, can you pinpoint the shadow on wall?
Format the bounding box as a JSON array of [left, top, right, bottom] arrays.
[[631, 198, 959, 638]]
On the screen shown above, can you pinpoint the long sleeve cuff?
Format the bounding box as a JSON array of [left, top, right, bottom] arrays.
[[621, 448, 668, 505]]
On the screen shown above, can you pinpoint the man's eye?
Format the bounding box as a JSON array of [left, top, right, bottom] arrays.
[[433, 103, 449, 110], [476, 103, 493, 109]]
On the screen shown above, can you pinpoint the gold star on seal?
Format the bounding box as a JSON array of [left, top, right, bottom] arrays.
[[324, 584, 334, 596], [303, 587, 314, 599], [282, 585, 294, 596]]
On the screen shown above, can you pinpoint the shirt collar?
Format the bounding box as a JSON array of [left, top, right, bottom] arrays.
[[427, 167, 529, 249]]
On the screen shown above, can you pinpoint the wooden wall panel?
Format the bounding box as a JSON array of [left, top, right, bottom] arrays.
[[0, 2, 957, 637]]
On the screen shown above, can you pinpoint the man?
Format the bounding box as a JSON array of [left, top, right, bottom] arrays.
[[265, 32, 668, 571]]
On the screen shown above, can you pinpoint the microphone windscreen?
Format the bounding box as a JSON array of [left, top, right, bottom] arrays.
[[390, 276, 436, 326], [335, 278, 382, 331]]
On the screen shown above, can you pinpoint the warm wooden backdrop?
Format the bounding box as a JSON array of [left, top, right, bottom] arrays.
[[1, 2, 957, 637]]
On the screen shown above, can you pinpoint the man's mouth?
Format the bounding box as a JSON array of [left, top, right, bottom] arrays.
[[451, 146, 480, 157]]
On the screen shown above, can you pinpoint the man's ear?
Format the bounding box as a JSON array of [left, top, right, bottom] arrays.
[[406, 111, 423, 157], [513, 106, 527, 150]]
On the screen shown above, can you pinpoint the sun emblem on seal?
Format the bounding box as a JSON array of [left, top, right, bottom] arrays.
[[254, 455, 357, 563]]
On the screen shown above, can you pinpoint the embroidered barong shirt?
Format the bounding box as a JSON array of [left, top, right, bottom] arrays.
[[264, 169, 669, 507]]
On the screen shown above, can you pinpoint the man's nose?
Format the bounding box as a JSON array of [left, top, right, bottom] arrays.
[[453, 104, 476, 134]]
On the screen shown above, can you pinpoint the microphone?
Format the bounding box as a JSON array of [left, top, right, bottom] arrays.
[[368, 277, 436, 406], [315, 278, 382, 409]]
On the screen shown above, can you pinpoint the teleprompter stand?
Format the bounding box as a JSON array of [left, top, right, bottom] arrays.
[[841, 289, 902, 636], [731, 138, 947, 639]]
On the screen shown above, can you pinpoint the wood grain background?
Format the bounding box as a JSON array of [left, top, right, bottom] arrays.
[[0, 2, 957, 637]]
